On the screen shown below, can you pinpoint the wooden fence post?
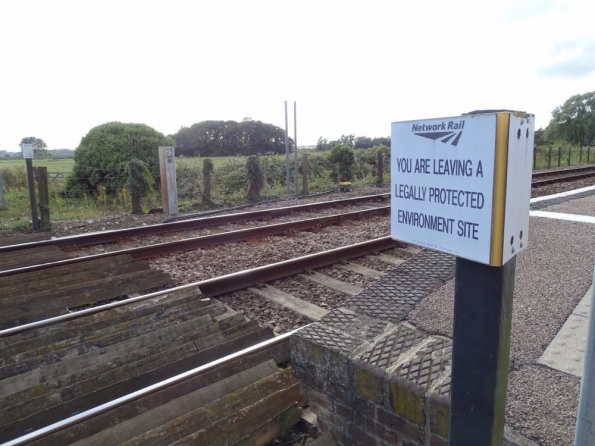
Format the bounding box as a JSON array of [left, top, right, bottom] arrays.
[[548, 146, 552, 169], [377, 151, 384, 186], [0, 170, 6, 211], [37, 167, 51, 231], [302, 154, 308, 195], [202, 159, 213, 205]]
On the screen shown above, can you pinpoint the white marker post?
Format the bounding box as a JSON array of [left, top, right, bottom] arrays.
[[391, 110, 534, 445], [21, 143, 39, 231], [158, 146, 178, 215]]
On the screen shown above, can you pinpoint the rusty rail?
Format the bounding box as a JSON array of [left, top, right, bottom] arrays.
[[0, 193, 390, 254], [0, 206, 389, 276], [0, 236, 399, 338]]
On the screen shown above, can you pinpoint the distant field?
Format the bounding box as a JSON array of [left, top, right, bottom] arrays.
[[0, 158, 74, 172], [0, 156, 254, 172]]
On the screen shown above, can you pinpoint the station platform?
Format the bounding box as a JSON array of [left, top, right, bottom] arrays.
[[291, 186, 595, 446]]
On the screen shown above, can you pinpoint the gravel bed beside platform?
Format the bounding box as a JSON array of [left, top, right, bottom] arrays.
[[408, 217, 595, 445]]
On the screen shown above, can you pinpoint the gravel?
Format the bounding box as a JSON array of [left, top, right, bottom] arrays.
[[148, 217, 390, 286], [408, 216, 595, 445], [538, 193, 595, 217], [532, 177, 595, 198]]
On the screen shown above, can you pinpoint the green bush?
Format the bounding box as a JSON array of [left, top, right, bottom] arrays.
[[328, 144, 355, 182], [214, 159, 248, 197], [176, 159, 203, 199], [66, 122, 174, 196]]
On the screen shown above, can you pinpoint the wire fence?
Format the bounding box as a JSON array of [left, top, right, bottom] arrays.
[[0, 146, 592, 227]]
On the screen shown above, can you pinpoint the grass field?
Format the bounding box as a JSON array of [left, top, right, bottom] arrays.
[[0, 158, 74, 172]]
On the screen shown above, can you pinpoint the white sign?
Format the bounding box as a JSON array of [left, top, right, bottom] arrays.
[[21, 143, 34, 159], [391, 112, 533, 266]]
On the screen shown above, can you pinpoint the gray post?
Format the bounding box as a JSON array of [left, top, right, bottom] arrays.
[[377, 151, 384, 186], [302, 153, 308, 195], [574, 263, 595, 445], [0, 170, 6, 211], [285, 101, 290, 196], [26, 158, 40, 231], [159, 146, 178, 215], [294, 101, 298, 195], [449, 257, 516, 446]]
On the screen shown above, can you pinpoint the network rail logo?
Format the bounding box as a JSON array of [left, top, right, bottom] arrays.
[[412, 120, 465, 146]]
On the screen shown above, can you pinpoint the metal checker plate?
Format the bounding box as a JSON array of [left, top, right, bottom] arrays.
[[298, 322, 361, 356], [394, 337, 452, 391], [357, 323, 428, 369], [320, 308, 388, 340], [343, 249, 454, 323]]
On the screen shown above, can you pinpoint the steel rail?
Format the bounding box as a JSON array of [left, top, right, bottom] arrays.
[[0, 206, 389, 276], [2, 327, 305, 446], [532, 165, 595, 179], [0, 193, 390, 253], [532, 170, 595, 187], [0, 236, 399, 338]]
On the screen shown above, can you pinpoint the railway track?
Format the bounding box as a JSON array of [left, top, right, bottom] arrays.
[[2, 171, 595, 444], [0, 237, 411, 445], [531, 165, 595, 186]]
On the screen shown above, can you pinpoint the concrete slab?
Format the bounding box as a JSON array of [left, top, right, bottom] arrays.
[[334, 262, 385, 279], [248, 284, 329, 321], [538, 286, 592, 377], [299, 271, 363, 296], [373, 254, 405, 266]]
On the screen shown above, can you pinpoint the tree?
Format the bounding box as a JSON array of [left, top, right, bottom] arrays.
[[173, 119, 291, 157], [547, 91, 595, 146], [66, 122, 174, 195], [20, 137, 47, 155], [328, 144, 355, 182]]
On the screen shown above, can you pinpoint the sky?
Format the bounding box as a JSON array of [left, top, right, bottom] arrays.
[[0, 0, 594, 152]]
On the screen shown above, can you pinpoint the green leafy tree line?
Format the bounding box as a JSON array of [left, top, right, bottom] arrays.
[[173, 118, 292, 157], [316, 134, 390, 150], [539, 91, 595, 147]]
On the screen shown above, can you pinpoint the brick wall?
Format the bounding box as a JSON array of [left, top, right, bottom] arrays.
[[292, 312, 452, 446]]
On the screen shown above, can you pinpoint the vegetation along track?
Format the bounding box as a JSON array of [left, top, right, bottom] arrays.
[[0, 237, 413, 445]]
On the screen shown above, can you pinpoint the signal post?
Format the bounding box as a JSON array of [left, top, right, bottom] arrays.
[[391, 110, 535, 445]]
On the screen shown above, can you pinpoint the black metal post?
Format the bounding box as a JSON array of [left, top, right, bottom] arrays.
[[589, 147, 591, 164], [25, 158, 40, 231], [533, 146, 537, 170], [558, 147, 561, 167], [449, 256, 516, 446], [580, 146, 583, 164], [568, 147, 572, 166], [548, 146, 552, 169]]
